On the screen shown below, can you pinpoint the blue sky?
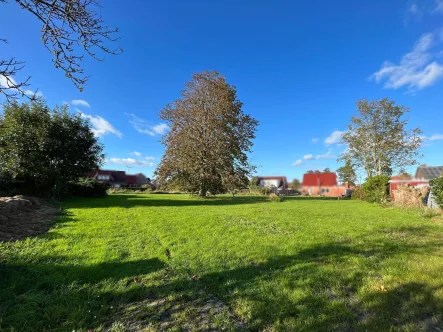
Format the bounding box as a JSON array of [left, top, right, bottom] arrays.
[[1, 0, 443, 181]]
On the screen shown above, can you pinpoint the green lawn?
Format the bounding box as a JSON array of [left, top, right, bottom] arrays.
[[1, 194, 443, 331]]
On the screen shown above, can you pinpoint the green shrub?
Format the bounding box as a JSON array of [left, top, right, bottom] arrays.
[[362, 175, 390, 204], [68, 178, 108, 197], [430, 175, 443, 208], [351, 187, 364, 200], [268, 193, 283, 202]]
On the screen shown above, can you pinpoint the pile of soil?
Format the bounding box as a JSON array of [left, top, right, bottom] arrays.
[[0, 195, 59, 242]]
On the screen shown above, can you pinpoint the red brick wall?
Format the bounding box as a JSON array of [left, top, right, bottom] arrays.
[[301, 186, 347, 197]]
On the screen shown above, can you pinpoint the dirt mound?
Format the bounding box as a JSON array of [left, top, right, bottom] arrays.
[[0, 195, 59, 241]]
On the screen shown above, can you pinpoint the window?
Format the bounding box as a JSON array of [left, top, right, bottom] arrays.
[[321, 188, 330, 194], [98, 175, 110, 181]]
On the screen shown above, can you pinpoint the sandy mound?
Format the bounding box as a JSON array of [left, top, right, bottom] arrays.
[[0, 195, 59, 241]]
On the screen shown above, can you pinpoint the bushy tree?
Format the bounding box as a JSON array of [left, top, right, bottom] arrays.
[[430, 175, 443, 208], [291, 178, 301, 189], [155, 71, 258, 197], [337, 160, 357, 186], [361, 175, 390, 204], [340, 98, 422, 178], [0, 100, 104, 196]]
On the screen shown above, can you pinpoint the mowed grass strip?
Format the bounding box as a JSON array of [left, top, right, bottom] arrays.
[[1, 194, 443, 331]]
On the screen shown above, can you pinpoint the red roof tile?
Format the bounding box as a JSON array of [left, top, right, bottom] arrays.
[[302, 172, 337, 187]]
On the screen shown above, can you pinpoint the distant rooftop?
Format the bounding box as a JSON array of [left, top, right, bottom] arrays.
[[415, 165, 443, 180]]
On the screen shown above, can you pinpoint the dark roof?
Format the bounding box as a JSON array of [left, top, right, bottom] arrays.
[[302, 172, 337, 187], [111, 171, 127, 183], [126, 175, 137, 185], [415, 166, 443, 180]]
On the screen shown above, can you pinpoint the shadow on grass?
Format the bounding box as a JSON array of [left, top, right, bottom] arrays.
[[65, 194, 270, 209], [2, 224, 442, 331]]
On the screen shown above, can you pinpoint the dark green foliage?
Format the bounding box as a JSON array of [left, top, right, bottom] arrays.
[[68, 178, 108, 197], [337, 160, 357, 186], [0, 101, 104, 198], [429, 175, 443, 208], [361, 175, 390, 203]]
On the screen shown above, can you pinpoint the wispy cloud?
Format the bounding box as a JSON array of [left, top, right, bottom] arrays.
[[325, 131, 344, 145], [72, 99, 90, 108], [126, 113, 169, 136], [434, 0, 443, 13], [145, 156, 156, 160], [311, 138, 319, 143], [292, 159, 303, 166], [303, 154, 314, 160], [316, 150, 336, 160], [409, 3, 419, 14], [370, 32, 443, 92], [80, 112, 122, 138], [130, 151, 142, 157], [422, 133, 443, 141], [107, 157, 155, 167]]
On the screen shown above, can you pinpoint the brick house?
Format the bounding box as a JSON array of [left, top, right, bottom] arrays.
[[301, 172, 348, 197], [389, 165, 443, 200], [88, 170, 150, 188]]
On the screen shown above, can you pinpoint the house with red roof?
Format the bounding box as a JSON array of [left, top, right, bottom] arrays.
[[301, 172, 349, 197], [88, 170, 151, 188]]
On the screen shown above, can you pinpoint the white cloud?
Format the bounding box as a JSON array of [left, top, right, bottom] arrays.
[[24, 89, 44, 98], [292, 159, 303, 166], [126, 113, 169, 136], [130, 151, 142, 157], [325, 131, 344, 145], [316, 150, 336, 159], [303, 154, 314, 160], [434, 0, 443, 13], [0, 75, 17, 88], [311, 138, 319, 143], [409, 3, 419, 14], [81, 112, 122, 138], [151, 123, 169, 135], [72, 99, 90, 108], [145, 156, 155, 160], [106, 157, 155, 167], [370, 32, 443, 92], [0, 76, 43, 98], [423, 133, 443, 141]]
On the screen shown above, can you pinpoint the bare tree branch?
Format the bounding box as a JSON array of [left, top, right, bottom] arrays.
[[0, 0, 121, 102]]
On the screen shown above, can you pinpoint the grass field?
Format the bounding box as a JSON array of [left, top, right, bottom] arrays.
[[1, 194, 443, 331]]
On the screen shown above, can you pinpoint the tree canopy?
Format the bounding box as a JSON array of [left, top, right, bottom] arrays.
[[0, 100, 104, 196], [340, 98, 422, 179], [336, 160, 357, 186], [0, 0, 120, 101], [291, 178, 301, 189], [155, 71, 258, 196]]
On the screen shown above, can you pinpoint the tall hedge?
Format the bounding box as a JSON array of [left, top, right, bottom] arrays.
[[430, 175, 443, 208]]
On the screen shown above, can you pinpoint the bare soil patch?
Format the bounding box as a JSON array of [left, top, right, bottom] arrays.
[[0, 195, 59, 241]]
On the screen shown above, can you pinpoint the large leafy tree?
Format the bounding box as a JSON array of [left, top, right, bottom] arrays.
[[0, 0, 121, 101], [0, 100, 104, 195], [340, 98, 422, 179], [155, 71, 258, 197]]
